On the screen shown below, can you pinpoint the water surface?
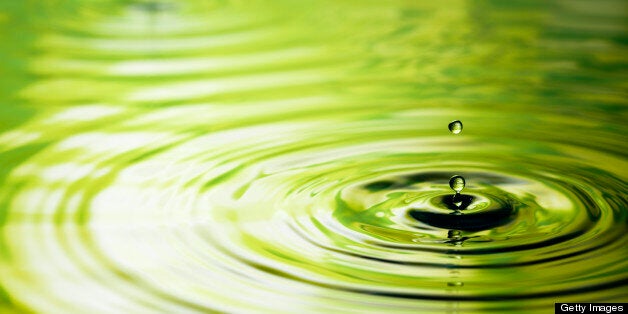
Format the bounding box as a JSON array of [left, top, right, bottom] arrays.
[[0, 0, 627, 313]]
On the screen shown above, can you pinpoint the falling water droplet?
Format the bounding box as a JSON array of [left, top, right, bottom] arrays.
[[448, 120, 463, 134], [448, 230, 462, 239], [449, 175, 465, 194]]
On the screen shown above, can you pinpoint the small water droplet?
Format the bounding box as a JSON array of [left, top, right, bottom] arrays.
[[448, 120, 463, 134], [448, 230, 461, 239], [447, 281, 464, 287], [375, 212, 385, 218], [449, 175, 465, 193]]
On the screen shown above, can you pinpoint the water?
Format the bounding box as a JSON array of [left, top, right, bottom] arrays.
[[448, 120, 463, 135], [449, 175, 466, 194], [0, 1, 627, 313]]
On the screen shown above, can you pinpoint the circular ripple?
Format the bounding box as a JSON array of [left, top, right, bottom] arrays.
[[1, 111, 626, 313], [0, 1, 627, 313]]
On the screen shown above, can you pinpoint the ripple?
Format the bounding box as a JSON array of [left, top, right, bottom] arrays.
[[0, 0, 627, 313]]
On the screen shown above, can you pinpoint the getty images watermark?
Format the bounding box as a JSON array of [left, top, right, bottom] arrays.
[[555, 303, 625, 313]]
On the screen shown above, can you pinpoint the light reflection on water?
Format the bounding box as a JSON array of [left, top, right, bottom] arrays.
[[0, 0, 626, 313]]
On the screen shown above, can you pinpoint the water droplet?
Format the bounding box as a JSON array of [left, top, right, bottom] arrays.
[[448, 120, 463, 134], [447, 281, 464, 287], [449, 175, 465, 193], [448, 230, 461, 239]]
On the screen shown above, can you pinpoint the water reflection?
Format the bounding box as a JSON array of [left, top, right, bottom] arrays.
[[0, 1, 626, 313]]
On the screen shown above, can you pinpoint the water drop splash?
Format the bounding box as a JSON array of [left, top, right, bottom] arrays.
[[448, 120, 463, 134], [0, 1, 626, 313], [447, 118, 465, 211]]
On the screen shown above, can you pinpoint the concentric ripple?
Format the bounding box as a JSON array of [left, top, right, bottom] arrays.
[[0, 0, 627, 313]]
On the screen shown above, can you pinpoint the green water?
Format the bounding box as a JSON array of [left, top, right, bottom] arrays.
[[0, 0, 627, 313]]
